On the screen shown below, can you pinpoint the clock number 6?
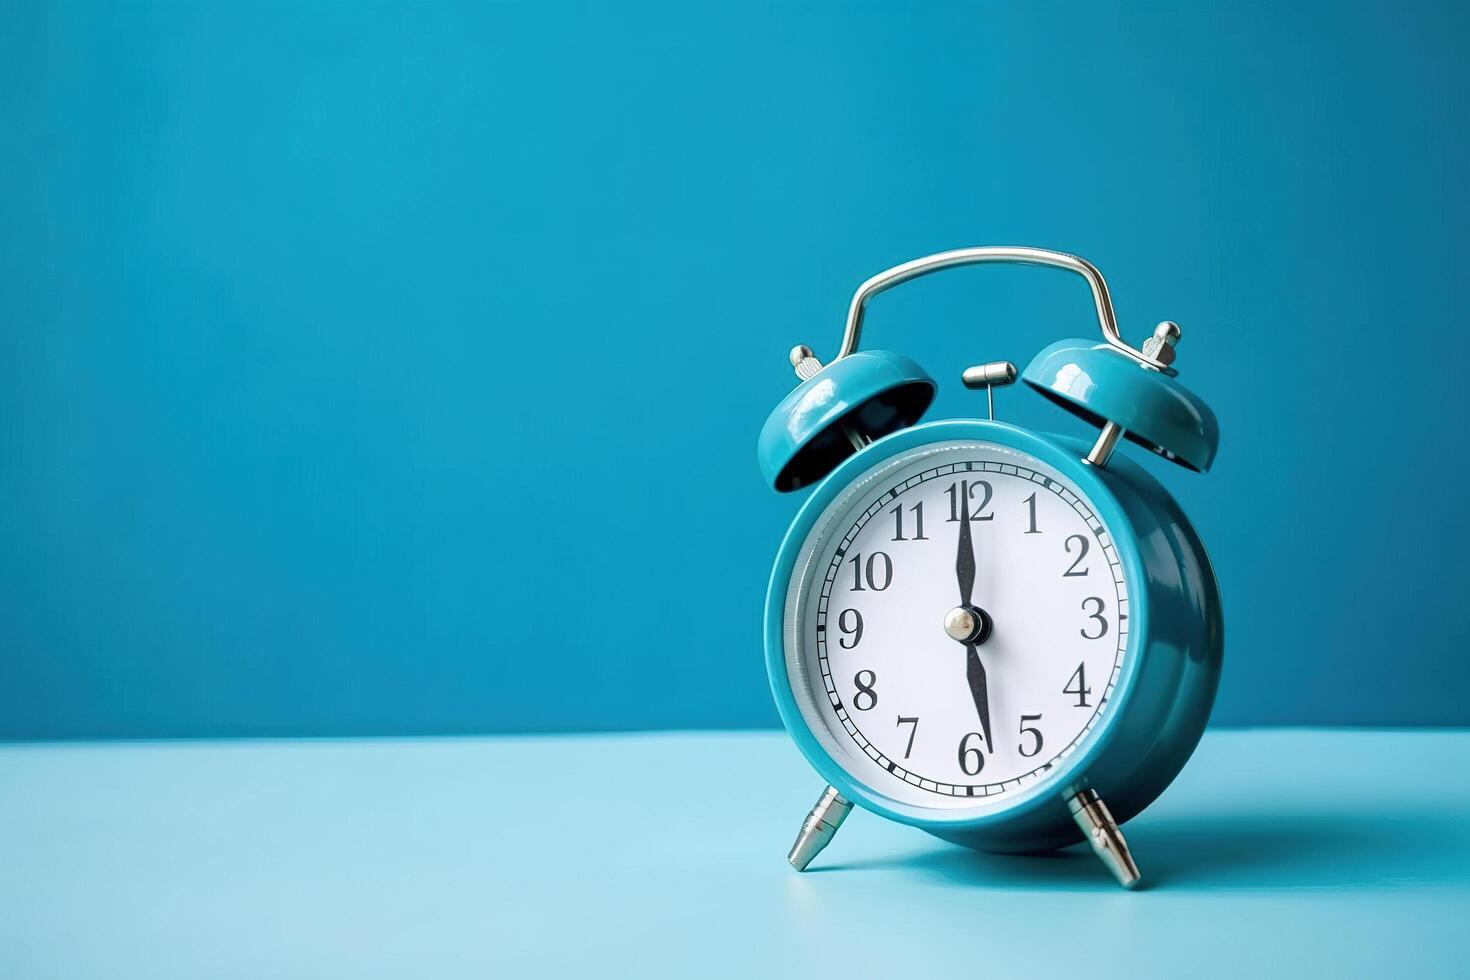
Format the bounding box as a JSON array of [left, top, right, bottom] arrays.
[[1080, 596, 1108, 639], [957, 732, 986, 776]]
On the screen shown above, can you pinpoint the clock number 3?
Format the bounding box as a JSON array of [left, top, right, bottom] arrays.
[[1080, 596, 1108, 639]]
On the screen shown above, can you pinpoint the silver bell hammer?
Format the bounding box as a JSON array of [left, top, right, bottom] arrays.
[[962, 360, 1018, 420]]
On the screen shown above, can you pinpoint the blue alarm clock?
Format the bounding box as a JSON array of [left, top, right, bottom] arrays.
[[757, 247, 1222, 888]]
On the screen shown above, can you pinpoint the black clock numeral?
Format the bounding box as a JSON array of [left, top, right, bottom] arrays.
[[847, 552, 892, 592], [853, 670, 878, 710], [1018, 714, 1044, 757], [896, 716, 919, 758], [957, 732, 987, 775], [1063, 534, 1090, 576], [1064, 662, 1092, 707], [889, 501, 928, 541], [836, 609, 863, 649], [1081, 596, 1108, 639], [1024, 492, 1041, 534], [945, 480, 994, 522]]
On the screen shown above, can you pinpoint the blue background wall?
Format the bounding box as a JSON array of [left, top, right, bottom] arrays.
[[3, 1, 1467, 738]]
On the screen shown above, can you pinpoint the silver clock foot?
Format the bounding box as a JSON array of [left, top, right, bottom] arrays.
[[787, 785, 853, 871], [1068, 789, 1142, 889]]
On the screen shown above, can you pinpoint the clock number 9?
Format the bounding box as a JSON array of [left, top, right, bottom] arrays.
[[853, 670, 878, 711], [957, 732, 986, 776], [836, 609, 863, 649], [1080, 596, 1108, 639]]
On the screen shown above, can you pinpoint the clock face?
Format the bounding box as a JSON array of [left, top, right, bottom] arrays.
[[783, 439, 1134, 809]]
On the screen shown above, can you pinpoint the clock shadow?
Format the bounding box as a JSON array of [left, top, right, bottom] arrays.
[[1130, 808, 1469, 890], [814, 846, 1114, 892], [814, 807, 1470, 892]]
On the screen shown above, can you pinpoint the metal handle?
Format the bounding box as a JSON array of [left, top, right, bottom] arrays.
[[835, 246, 1165, 369]]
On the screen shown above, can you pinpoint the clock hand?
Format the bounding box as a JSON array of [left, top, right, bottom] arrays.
[[966, 643, 993, 754], [953, 481, 993, 752], [956, 483, 975, 607]]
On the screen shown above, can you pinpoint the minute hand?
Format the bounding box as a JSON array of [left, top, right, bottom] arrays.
[[956, 487, 976, 606]]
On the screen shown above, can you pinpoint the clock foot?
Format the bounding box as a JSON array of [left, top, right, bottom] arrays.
[[1068, 789, 1142, 889], [787, 785, 853, 871]]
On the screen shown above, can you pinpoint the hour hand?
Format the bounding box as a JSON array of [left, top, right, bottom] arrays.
[[965, 643, 993, 752]]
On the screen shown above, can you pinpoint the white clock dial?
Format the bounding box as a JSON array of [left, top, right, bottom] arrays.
[[784, 440, 1132, 809]]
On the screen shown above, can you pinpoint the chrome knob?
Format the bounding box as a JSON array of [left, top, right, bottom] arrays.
[[1140, 321, 1181, 367]]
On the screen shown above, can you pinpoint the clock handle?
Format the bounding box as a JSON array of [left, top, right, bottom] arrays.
[[833, 246, 1171, 371]]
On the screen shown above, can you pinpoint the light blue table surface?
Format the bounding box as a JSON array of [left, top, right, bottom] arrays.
[[3, 729, 1467, 978]]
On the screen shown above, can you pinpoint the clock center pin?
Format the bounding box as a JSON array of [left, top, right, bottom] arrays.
[[944, 605, 992, 645]]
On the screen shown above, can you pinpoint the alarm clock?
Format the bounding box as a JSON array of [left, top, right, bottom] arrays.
[[757, 247, 1222, 888]]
